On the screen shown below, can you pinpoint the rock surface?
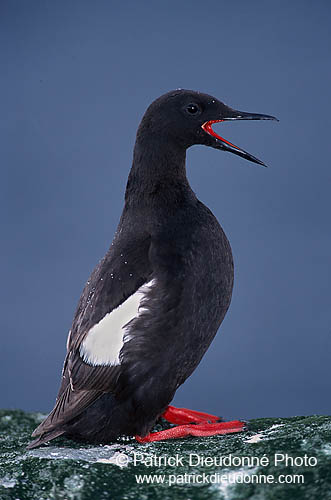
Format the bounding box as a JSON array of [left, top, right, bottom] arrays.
[[0, 410, 331, 499]]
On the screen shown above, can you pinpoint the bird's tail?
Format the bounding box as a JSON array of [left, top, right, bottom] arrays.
[[26, 428, 65, 450]]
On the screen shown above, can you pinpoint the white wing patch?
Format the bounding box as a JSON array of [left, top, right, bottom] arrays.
[[79, 279, 155, 366]]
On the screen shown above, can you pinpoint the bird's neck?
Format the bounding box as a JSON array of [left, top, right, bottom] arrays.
[[125, 137, 194, 208]]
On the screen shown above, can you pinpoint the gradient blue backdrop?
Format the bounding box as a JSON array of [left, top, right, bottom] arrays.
[[1, 0, 331, 420]]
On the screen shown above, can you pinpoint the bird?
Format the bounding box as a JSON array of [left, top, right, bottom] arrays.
[[28, 89, 277, 449]]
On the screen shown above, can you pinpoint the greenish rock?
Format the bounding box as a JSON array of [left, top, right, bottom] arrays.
[[0, 409, 330, 499]]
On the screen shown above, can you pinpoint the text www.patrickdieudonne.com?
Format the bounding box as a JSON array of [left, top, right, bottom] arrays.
[[134, 471, 305, 485]]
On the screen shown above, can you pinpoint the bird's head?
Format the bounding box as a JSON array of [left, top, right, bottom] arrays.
[[138, 89, 278, 167]]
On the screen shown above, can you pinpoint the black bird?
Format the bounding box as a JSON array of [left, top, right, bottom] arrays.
[[28, 90, 276, 448]]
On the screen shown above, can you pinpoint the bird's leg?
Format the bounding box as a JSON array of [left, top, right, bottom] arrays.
[[135, 420, 245, 443], [162, 405, 222, 424]]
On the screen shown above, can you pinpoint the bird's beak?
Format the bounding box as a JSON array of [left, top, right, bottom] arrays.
[[201, 110, 278, 167]]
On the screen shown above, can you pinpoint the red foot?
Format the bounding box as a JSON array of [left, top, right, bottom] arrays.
[[162, 405, 221, 425], [135, 420, 245, 443]]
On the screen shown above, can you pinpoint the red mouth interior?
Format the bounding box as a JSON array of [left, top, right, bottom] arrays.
[[202, 120, 241, 151]]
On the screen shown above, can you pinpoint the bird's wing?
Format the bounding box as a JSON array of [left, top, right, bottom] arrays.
[[33, 232, 152, 436]]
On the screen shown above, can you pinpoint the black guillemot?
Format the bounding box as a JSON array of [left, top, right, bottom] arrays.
[[28, 89, 276, 448]]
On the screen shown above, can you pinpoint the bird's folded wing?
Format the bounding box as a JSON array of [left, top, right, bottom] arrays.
[[69, 351, 121, 391], [33, 233, 152, 436]]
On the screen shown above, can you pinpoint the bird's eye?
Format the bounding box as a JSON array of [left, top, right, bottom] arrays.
[[186, 103, 200, 115]]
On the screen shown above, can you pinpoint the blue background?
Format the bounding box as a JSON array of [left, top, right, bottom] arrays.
[[1, 0, 331, 420]]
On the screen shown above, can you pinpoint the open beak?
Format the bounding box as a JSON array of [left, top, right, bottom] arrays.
[[202, 110, 278, 167]]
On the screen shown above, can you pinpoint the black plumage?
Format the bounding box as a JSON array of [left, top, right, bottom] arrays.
[[28, 89, 276, 448]]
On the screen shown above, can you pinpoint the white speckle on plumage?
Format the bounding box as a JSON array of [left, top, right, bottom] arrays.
[[79, 279, 155, 366], [66, 330, 71, 350], [68, 358, 75, 391]]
